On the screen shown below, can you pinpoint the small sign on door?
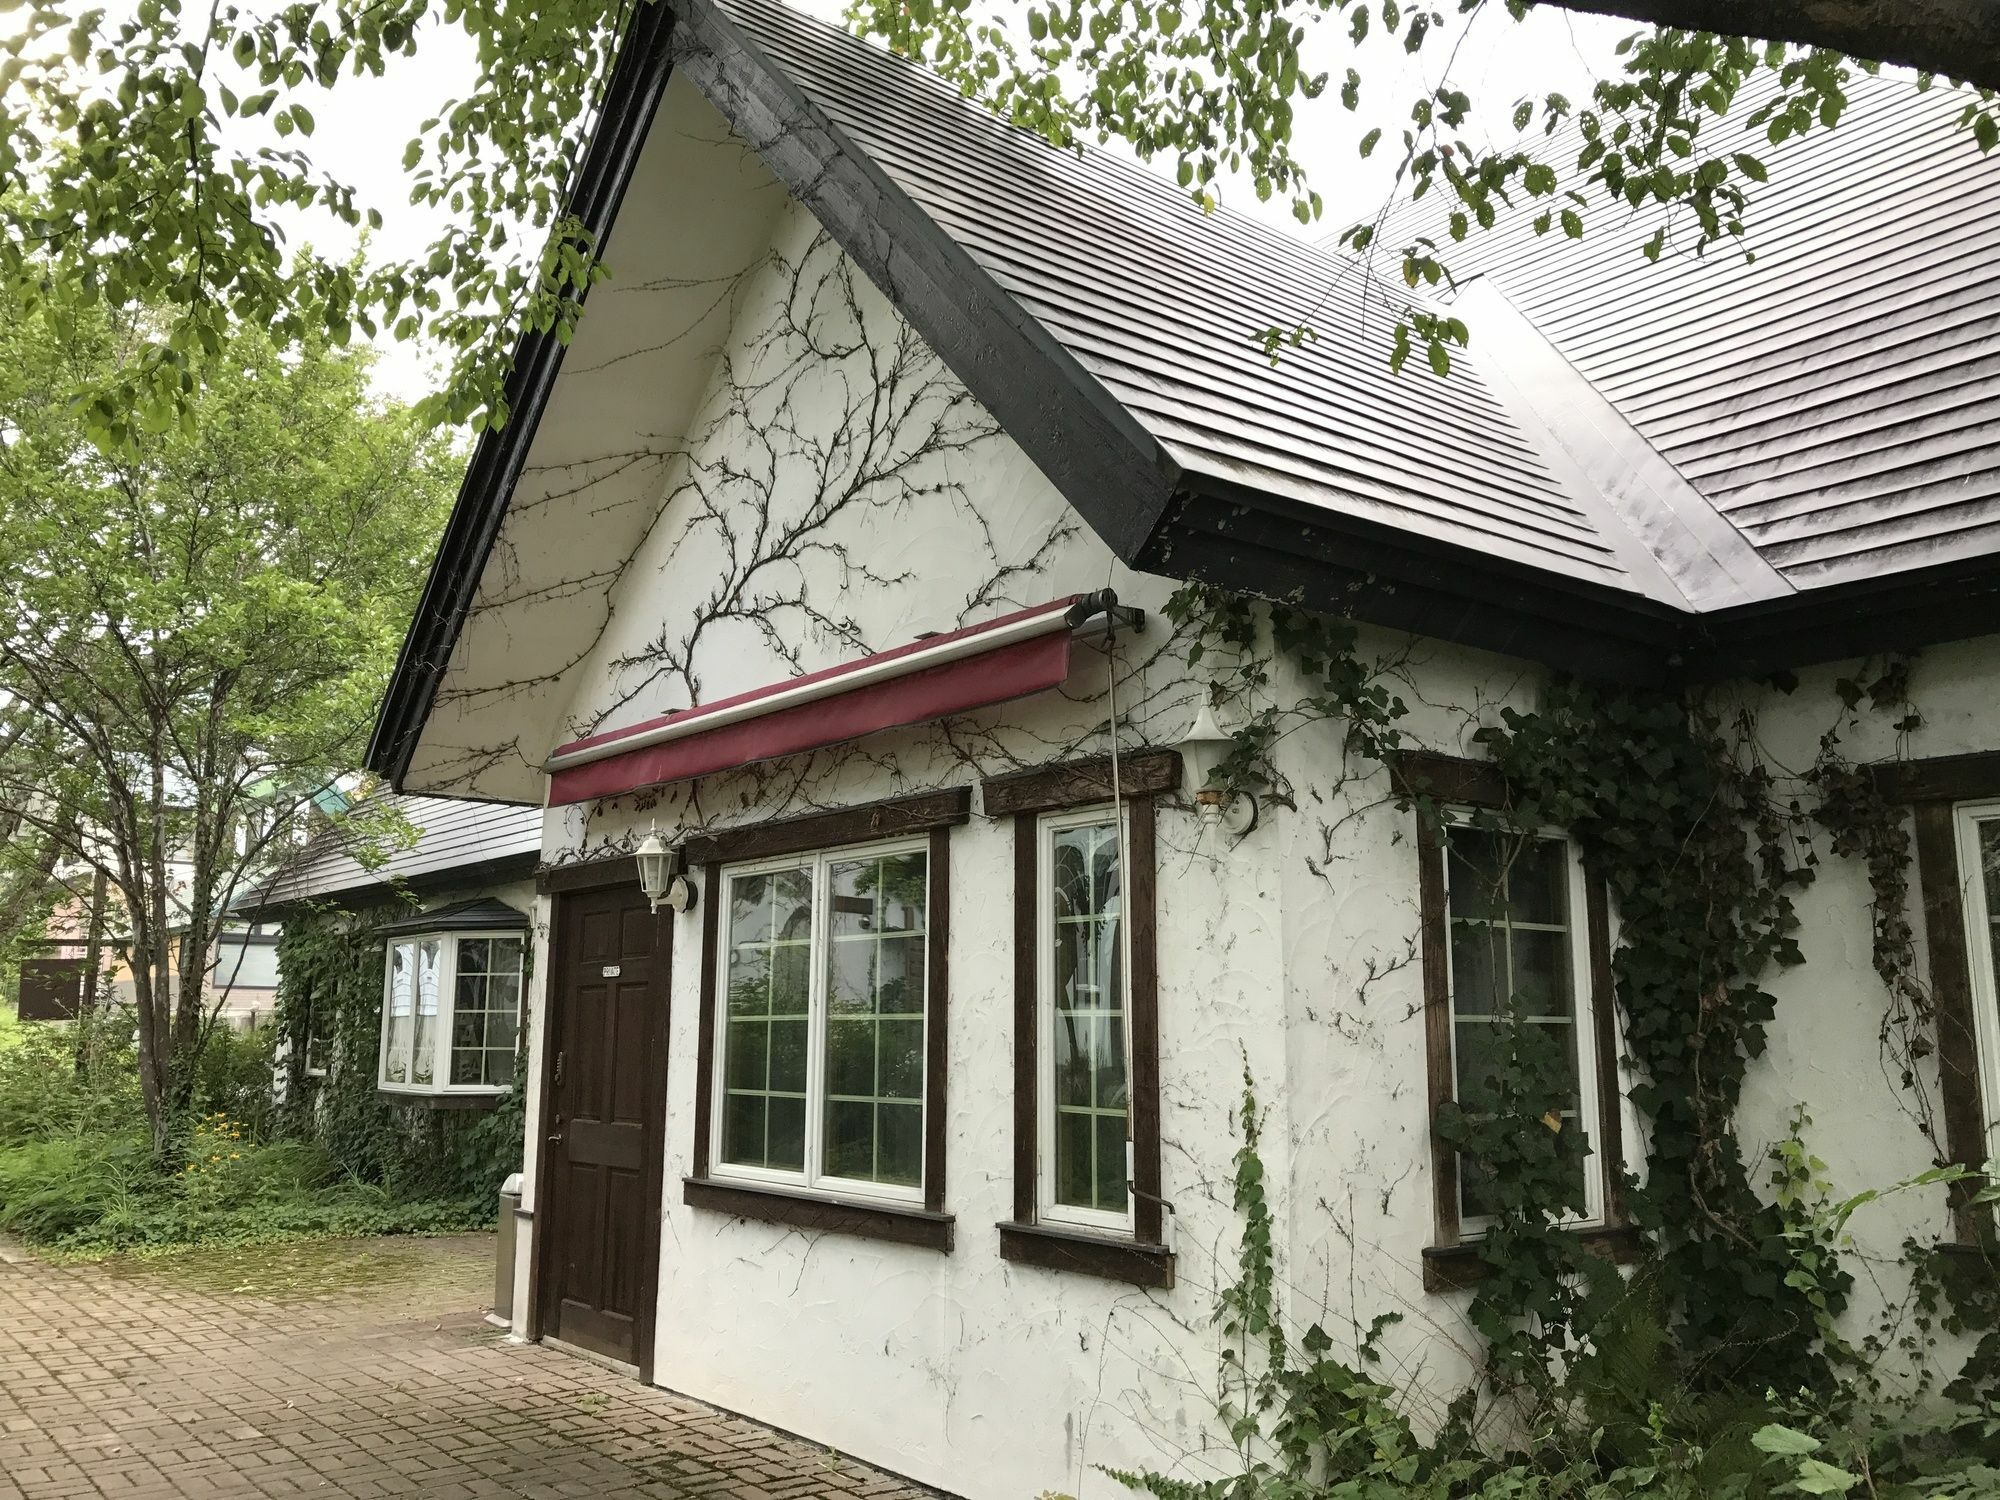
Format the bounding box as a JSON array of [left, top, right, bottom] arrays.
[[602, 964, 622, 978]]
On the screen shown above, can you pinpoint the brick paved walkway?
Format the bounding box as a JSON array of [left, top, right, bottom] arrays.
[[0, 1234, 931, 1500]]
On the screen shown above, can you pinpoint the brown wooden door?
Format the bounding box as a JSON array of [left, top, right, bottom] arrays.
[[536, 882, 669, 1372]]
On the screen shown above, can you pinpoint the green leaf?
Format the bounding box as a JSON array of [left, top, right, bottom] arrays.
[[1751, 1425, 1822, 1458]]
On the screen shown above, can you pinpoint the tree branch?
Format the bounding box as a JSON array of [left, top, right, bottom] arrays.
[[1532, 0, 2000, 92]]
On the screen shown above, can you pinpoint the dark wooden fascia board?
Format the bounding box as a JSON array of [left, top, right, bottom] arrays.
[[1387, 750, 1508, 809], [244, 851, 542, 920], [1146, 488, 1685, 685], [980, 749, 1182, 818], [365, 4, 681, 788], [1872, 752, 2000, 805], [537, 855, 641, 896], [1682, 557, 2000, 682], [678, 787, 971, 866], [667, 0, 1178, 565]]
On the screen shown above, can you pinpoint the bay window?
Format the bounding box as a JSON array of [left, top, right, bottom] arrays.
[[377, 906, 526, 1097]]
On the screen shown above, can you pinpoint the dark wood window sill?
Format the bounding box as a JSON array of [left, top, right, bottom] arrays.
[[683, 1177, 954, 1251], [1422, 1224, 1641, 1294], [998, 1221, 1175, 1289], [377, 1089, 505, 1112]]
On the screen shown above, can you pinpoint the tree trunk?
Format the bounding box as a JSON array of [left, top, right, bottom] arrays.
[[74, 867, 109, 1078]]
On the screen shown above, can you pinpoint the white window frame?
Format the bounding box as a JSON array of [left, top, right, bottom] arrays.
[[1952, 800, 2000, 1163], [1037, 804, 1136, 1235], [376, 929, 525, 1097], [1438, 808, 1607, 1236], [706, 835, 931, 1206]]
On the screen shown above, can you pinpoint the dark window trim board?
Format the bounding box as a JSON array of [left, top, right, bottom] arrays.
[[1003, 756, 1169, 1284], [1874, 751, 1999, 1243], [683, 1178, 954, 1250], [687, 792, 956, 1221]]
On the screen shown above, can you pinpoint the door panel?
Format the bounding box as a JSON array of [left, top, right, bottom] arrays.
[[538, 882, 669, 1371]]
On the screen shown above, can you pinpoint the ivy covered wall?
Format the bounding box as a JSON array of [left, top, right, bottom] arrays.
[[271, 886, 533, 1207]]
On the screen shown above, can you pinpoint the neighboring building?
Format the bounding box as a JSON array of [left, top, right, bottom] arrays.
[[358, 2, 2000, 1495], [244, 793, 542, 1099]]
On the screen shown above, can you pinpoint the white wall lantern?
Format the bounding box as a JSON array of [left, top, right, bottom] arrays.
[[636, 827, 696, 914], [1178, 701, 1258, 835]]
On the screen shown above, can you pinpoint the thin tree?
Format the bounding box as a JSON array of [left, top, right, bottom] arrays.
[[0, 282, 451, 1157]]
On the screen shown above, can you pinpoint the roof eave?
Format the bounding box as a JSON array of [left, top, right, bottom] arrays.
[[365, 2, 683, 789]]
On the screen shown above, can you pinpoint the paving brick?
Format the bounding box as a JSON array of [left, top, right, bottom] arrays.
[[0, 1239, 933, 1500]]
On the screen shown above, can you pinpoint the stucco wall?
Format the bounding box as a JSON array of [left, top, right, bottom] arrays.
[[504, 123, 1994, 1498]]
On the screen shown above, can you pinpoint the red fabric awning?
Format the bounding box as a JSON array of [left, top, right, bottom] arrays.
[[546, 597, 1088, 806]]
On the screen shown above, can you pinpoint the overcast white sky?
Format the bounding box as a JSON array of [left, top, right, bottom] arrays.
[[253, 0, 1631, 402]]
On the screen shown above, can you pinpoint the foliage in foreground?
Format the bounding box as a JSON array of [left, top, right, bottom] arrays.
[[1111, 1084, 2000, 1500], [0, 1010, 492, 1255]]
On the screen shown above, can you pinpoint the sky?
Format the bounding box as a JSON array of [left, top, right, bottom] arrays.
[[99, 0, 1632, 403]]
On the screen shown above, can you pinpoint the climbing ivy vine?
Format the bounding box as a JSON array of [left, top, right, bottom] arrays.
[[274, 904, 525, 1204], [1162, 580, 1993, 1404]]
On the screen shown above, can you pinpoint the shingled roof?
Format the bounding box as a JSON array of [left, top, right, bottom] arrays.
[[1392, 74, 2000, 593], [246, 794, 542, 910], [367, 0, 2000, 785]]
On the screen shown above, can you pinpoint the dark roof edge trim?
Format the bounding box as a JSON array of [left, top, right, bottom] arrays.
[[364, 2, 683, 788], [239, 851, 542, 921], [666, 0, 1179, 555]]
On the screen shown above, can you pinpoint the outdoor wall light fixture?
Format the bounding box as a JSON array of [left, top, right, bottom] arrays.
[[635, 825, 696, 914], [1177, 701, 1258, 836]]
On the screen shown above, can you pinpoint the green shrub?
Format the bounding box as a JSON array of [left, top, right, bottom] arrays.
[[0, 1133, 159, 1241]]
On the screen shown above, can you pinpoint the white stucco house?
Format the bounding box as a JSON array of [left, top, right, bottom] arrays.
[[363, 1, 2000, 1493]]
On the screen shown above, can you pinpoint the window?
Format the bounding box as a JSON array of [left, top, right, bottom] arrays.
[[1040, 808, 1133, 1230], [1952, 802, 2000, 1165], [1436, 816, 1606, 1232], [988, 749, 1175, 1288], [709, 838, 932, 1201], [378, 931, 524, 1095]]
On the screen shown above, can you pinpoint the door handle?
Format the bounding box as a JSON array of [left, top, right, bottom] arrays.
[[547, 1131, 564, 1146]]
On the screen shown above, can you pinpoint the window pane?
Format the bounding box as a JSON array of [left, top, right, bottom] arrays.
[[1446, 827, 1504, 920], [413, 939, 441, 1086], [1509, 928, 1574, 1019], [489, 936, 524, 977], [818, 850, 927, 1188], [718, 865, 814, 1173], [1507, 838, 1569, 927], [824, 1099, 872, 1179], [457, 937, 490, 975], [383, 942, 413, 1084], [824, 1016, 873, 1097], [877, 1019, 924, 1100], [1047, 817, 1129, 1215], [878, 1103, 922, 1187], [1448, 921, 1503, 1015], [767, 1096, 806, 1171]]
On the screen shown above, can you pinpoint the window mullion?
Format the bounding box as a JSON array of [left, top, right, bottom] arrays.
[[439, 936, 460, 1093]]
